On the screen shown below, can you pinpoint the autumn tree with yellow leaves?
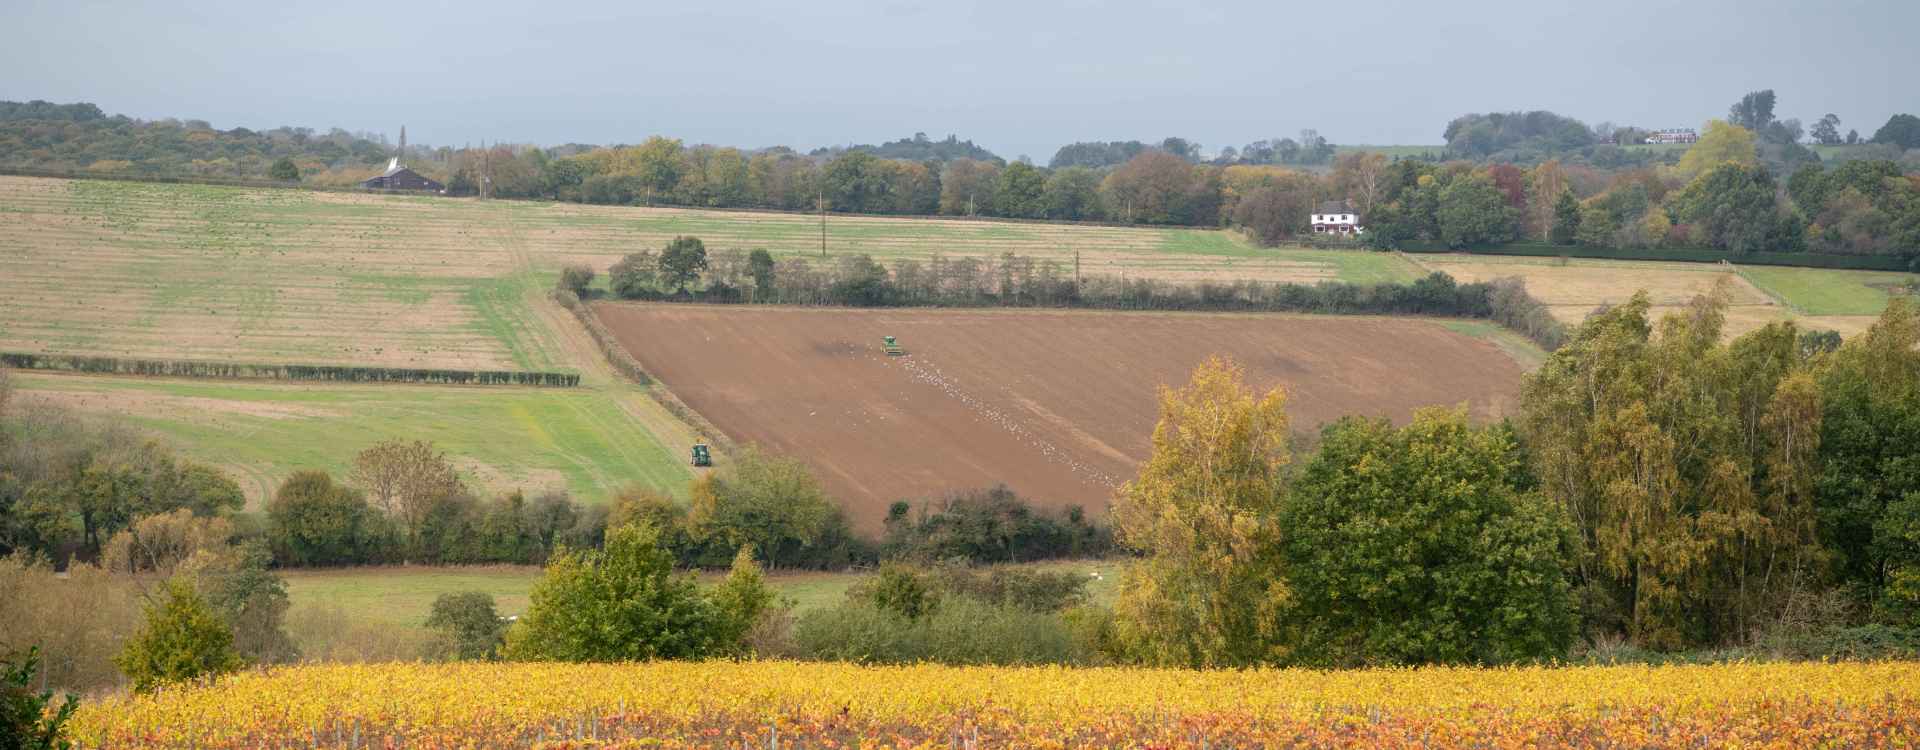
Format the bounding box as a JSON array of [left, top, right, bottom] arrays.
[[1111, 356, 1293, 667]]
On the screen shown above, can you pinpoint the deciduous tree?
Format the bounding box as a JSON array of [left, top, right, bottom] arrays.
[[1281, 408, 1577, 666], [1111, 357, 1291, 667]]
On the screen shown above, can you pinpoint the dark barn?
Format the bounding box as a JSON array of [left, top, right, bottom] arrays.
[[361, 160, 444, 192]]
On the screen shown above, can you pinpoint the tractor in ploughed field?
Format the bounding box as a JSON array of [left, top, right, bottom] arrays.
[[882, 336, 905, 356], [691, 443, 712, 467]]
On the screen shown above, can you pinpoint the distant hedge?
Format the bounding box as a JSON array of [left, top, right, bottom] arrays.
[[1398, 241, 1916, 272], [0, 352, 579, 387]]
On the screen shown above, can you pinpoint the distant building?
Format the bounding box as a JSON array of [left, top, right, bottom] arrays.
[[360, 125, 445, 192], [1311, 200, 1363, 236], [361, 159, 445, 192], [1644, 128, 1699, 145]]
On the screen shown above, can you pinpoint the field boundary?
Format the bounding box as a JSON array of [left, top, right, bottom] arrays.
[[1398, 240, 1915, 272], [552, 291, 736, 450], [0, 352, 580, 387], [0, 167, 1233, 232]]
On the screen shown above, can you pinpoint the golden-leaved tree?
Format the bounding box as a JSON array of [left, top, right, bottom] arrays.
[[1520, 289, 1822, 649], [1111, 356, 1293, 667]]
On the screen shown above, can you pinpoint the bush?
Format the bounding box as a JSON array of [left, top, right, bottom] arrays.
[[690, 446, 857, 570], [928, 565, 1092, 613], [425, 592, 506, 661], [502, 524, 731, 661], [0, 556, 141, 693], [204, 544, 299, 665], [115, 578, 243, 693], [1, 647, 77, 750], [792, 596, 1090, 666], [882, 486, 1114, 563], [557, 264, 595, 297]]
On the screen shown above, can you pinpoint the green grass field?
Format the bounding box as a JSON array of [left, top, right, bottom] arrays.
[[1735, 265, 1917, 316], [13, 372, 692, 505], [281, 560, 1125, 627]]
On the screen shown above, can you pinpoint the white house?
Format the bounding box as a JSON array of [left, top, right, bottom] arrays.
[[1311, 200, 1363, 236]]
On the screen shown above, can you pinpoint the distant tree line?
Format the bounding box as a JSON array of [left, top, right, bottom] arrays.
[[597, 239, 1568, 351]]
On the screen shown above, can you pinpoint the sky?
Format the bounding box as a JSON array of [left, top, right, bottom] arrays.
[[3, 0, 1916, 161]]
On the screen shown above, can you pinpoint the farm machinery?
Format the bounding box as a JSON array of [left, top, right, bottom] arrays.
[[691, 443, 712, 467], [882, 336, 905, 356]]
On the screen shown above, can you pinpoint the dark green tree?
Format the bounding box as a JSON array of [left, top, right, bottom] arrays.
[[992, 162, 1047, 219], [116, 579, 243, 693], [206, 544, 298, 665], [1814, 300, 1920, 620], [426, 591, 506, 660], [1548, 190, 1581, 245], [1728, 89, 1778, 132], [747, 249, 776, 298], [656, 236, 708, 292], [1871, 114, 1920, 149], [557, 264, 594, 297], [1436, 174, 1517, 248], [266, 470, 383, 566], [1281, 408, 1577, 666], [1, 647, 77, 750], [1665, 162, 1780, 252], [267, 157, 299, 182]]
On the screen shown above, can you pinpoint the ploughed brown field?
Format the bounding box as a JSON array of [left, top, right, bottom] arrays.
[[595, 304, 1526, 528]]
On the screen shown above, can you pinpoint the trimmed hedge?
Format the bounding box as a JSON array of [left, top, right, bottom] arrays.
[[1397, 241, 1916, 272], [553, 289, 652, 385], [0, 352, 579, 387]]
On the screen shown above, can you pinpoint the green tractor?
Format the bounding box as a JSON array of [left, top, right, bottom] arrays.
[[691, 443, 712, 468], [882, 336, 905, 356]]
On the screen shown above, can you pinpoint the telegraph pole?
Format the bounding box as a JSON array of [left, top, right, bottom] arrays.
[[819, 187, 827, 257]]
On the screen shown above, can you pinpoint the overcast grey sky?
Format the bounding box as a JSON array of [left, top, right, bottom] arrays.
[[3, 0, 1915, 160]]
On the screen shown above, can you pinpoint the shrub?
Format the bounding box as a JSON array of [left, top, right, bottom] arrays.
[[690, 446, 849, 570], [1, 647, 77, 750], [557, 264, 595, 297], [502, 524, 728, 661], [0, 556, 141, 693], [706, 548, 780, 656], [929, 565, 1092, 613], [882, 486, 1114, 563], [204, 544, 298, 665], [848, 564, 941, 620], [425, 592, 506, 661], [792, 596, 1090, 666], [115, 578, 243, 693]]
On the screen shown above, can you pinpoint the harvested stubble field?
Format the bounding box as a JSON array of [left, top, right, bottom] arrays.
[[71, 660, 1920, 748], [0, 175, 1422, 370], [1408, 252, 1915, 338], [595, 303, 1527, 527]]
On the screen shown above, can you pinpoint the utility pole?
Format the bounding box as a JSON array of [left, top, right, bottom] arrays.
[[819, 186, 827, 258], [1074, 251, 1081, 291]]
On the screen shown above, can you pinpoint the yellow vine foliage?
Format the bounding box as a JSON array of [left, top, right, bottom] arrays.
[[72, 660, 1920, 748]]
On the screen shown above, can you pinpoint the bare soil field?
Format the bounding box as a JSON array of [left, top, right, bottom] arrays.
[[594, 304, 1526, 528]]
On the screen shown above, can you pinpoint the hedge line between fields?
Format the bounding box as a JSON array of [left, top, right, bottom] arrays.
[[0, 352, 580, 387], [551, 290, 736, 449], [1397, 241, 1917, 272]]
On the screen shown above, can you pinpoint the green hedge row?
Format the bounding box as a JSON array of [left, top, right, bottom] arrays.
[[1396, 241, 1915, 272], [0, 352, 579, 387]]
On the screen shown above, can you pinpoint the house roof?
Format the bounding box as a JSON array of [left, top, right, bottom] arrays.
[[1317, 200, 1351, 215]]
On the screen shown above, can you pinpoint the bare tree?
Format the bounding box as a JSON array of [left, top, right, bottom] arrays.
[[1332, 151, 1388, 219]]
